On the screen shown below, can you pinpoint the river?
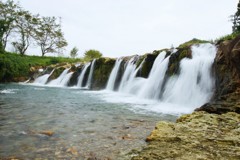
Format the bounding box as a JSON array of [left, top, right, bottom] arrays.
[[0, 83, 177, 160]]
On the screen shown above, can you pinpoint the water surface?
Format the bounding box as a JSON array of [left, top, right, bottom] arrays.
[[0, 83, 177, 159]]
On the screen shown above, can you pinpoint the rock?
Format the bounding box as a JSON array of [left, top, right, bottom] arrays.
[[39, 130, 54, 136], [91, 58, 116, 90], [196, 35, 240, 114], [36, 148, 52, 153], [66, 146, 79, 156], [122, 134, 133, 140], [132, 111, 240, 160]]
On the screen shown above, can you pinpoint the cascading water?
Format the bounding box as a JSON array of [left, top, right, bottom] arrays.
[[118, 57, 137, 92], [137, 52, 169, 99], [77, 63, 91, 87], [119, 58, 146, 94], [86, 59, 96, 89], [47, 68, 71, 86], [34, 69, 55, 85], [161, 43, 217, 107], [104, 43, 217, 113], [106, 58, 123, 91]]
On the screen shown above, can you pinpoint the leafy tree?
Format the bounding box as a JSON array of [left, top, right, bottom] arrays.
[[0, 0, 20, 50], [84, 49, 102, 61], [33, 16, 67, 56], [0, 20, 7, 53], [70, 46, 78, 58], [12, 11, 38, 55], [232, 0, 240, 33]]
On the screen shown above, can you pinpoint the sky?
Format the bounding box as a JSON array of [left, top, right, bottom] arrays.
[[10, 0, 238, 58]]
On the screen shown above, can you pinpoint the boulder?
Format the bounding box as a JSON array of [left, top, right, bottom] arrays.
[[132, 111, 240, 160]]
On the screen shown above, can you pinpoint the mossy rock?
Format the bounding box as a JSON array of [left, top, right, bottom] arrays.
[[91, 57, 116, 90], [47, 67, 66, 82], [136, 54, 157, 78], [177, 38, 210, 49], [68, 65, 84, 86], [166, 48, 192, 76]]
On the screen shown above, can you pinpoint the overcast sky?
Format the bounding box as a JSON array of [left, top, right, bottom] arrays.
[[12, 0, 238, 58]]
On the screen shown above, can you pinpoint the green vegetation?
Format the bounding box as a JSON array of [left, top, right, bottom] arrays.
[[178, 38, 210, 49], [0, 0, 67, 56], [0, 52, 82, 82], [70, 47, 79, 58], [215, 32, 240, 44], [83, 49, 103, 61], [232, 0, 240, 33], [92, 57, 115, 89]]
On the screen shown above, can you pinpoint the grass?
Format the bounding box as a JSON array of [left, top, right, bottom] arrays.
[[0, 52, 83, 82], [215, 32, 240, 44], [177, 38, 210, 49]]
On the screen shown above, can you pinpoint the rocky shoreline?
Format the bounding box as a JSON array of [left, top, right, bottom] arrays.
[[131, 111, 240, 160], [130, 36, 240, 159]]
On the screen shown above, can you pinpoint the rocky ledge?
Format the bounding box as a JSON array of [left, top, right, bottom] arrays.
[[131, 36, 240, 160], [131, 111, 240, 160], [196, 35, 240, 114]]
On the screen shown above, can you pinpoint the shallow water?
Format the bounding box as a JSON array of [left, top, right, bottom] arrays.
[[0, 83, 177, 160]]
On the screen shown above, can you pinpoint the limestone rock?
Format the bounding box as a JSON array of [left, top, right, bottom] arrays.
[[132, 111, 240, 160]]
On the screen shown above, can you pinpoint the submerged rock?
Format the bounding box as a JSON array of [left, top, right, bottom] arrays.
[[131, 111, 240, 160], [66, 146, 79, 156], [38, 130, 54, 136]]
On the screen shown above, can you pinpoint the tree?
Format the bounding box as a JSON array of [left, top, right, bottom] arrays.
[[84, 49, 102, 61], [70, 46, 78, 58], [0, 19, 7, 53], [12, 10, 38, 55], [33, 16, 67, 56], [0, 0, 20, 50], [232, 0, 240, 33]]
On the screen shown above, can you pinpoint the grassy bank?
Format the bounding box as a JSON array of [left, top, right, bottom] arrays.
[[0, 52, 82, 82]]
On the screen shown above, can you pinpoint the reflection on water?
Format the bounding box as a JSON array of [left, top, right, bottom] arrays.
[[0, 83, 177, 159]]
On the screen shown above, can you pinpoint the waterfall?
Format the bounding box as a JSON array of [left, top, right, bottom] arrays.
[[118, 58, 146, 94], [86, 59, 96, 89], [34, 69, 55, 85], [47, 68, 71, 86], [161, 43, 217, 107], [77, 63, 91, 87], [137, 52, 169, 99], [106, 58, 123, 91], [118, 57, 137, 92], [106, 43, 216, 111], [60, 72, 74, 86]]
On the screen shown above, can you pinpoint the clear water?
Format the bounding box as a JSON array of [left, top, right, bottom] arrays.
[[0, 83, 177, 160]]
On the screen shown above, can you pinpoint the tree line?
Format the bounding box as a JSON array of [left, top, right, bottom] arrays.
[[0, 0, 67, 56]]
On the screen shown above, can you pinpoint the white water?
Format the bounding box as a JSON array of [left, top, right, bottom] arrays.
[[137, 52, 169, 99], [77, 63, 91, 87], [118, 57, 137, 92], [30, 43, 217, 114], [161, 43, 216, 107], [86, 59, 96, 89], [106, 58, 123, 91], [34, 69, 55, 85], [47, 68, 72, 87], [103, 43, 217, 113]]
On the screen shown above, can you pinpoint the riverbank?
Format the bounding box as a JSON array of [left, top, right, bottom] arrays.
[[130, 35, 240, 159], [131, 111, 240, 160]]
